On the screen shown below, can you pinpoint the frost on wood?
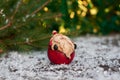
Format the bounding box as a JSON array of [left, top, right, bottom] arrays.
[[0, 35, 120, 80]]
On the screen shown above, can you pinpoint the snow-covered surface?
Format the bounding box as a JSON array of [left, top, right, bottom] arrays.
[[0, 35, 120, 80]]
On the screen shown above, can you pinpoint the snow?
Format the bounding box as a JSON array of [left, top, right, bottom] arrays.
[[0, 35, 120, 80]]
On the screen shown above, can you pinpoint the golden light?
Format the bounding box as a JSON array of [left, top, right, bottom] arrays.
[[77, 10, 81, 15], [78, 0, 88, 6], [77, 0, 88, 17], [59, 25, 66, 33], [67, 1, 72, 5], [93, 28, 98, 33], [70, 12, 75, 19], [104, 8, 110, 13], [59, 24, 69, 34], [87, 0, 91, 2], [76, 25, 81, 30], [43, 7, 48, 12], [42, 22, 46, 28], [37, 13, 41, 16], [22, 0, 29, 4], [116, 11, 120, 16], [78, 5, 87, 12], [81, 11, 86, 17], [83, 1, 88, 6], [90, 7, 98, 15], [78, 0, 83, 5], [55, 17, 59, 22]]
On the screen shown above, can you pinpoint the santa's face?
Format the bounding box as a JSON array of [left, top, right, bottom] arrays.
[[47, 30, 76, 64]]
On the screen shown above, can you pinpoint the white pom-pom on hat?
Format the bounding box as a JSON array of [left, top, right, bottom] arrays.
[[52, 30, 57, 35]]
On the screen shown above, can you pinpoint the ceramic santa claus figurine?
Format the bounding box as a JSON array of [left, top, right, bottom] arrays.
[[47, 30, 76, 64]]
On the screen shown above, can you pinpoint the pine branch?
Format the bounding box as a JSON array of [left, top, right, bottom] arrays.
[[0, 0, 52, 52], [10, 0, 22, 20], [0, 0, 22, 31], [31, 0, 51, 16], [12, 0, 51, 30], [0, 21, 12, 31], [7, 35, 51, 46]]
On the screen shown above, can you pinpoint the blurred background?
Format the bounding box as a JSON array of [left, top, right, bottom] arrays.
[[0, 0, 120, 52]]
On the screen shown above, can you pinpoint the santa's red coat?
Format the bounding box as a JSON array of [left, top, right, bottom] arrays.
[[48, 44, 75, 64]]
